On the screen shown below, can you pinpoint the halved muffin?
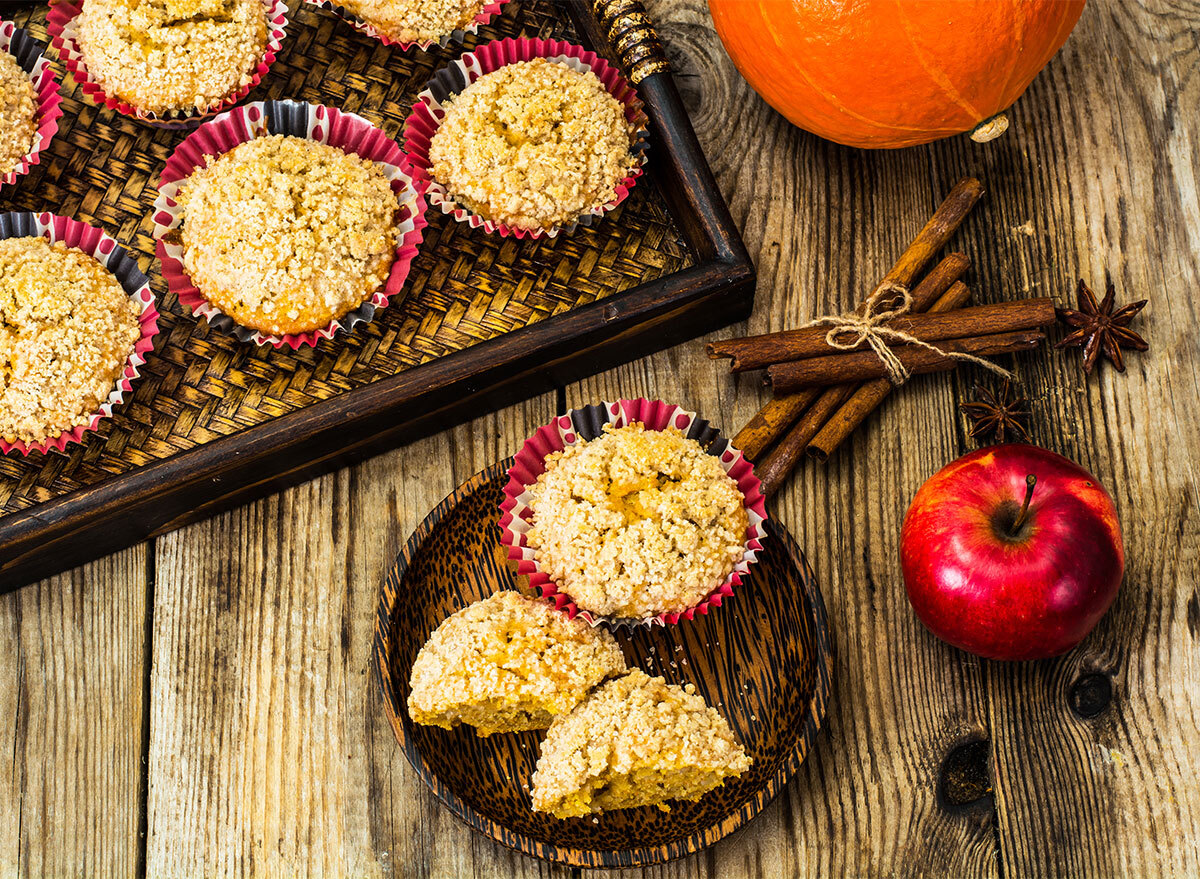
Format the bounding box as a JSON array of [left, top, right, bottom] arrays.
[[531, 669, 751, 818], [407, 591, 626, 737]]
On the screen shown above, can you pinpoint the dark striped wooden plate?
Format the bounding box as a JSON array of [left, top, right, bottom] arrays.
[[373, 458, 834, 868]]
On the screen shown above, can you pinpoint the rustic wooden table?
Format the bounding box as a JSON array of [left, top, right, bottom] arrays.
[[2, 1, 1198, 876]]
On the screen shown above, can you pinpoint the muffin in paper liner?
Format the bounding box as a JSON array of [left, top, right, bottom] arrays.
[[403, 36, 650, 240], [150, 99, 428, 349], [46, 0, 289, 129], [0, 211, 159, 457], [0, 20, 63, 188], [499, 399, 768, 628], [303, 0, 510, 51]]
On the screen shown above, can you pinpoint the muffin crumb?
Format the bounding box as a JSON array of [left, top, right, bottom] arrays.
[[407, 591, 627, 736], [177, 135, 399, 337], [428, 58, 634, 231], [78, 0, 268, 114], [339, 0, 488, 44], [531, 669, 752, 818], [0, 50, 36, 178], [526, 423, 748, 620], [0, 237, 140, 445]]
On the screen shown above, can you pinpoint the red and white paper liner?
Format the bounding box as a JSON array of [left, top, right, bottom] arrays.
[[499, 399, 768, 628], [403, 37, 650, 239], [0, 211, 159, 457], [151, 99, 428, 349], [47, 0, 288, 128], [303, 0, 510, 51], [0, 21, 63, 188]]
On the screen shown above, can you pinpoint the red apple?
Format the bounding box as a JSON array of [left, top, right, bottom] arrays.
[[900, 444, 1124, 660]]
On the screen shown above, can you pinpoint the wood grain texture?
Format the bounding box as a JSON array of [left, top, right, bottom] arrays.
[[0, 549, 147, 878], [145, 400, 560, 878], [8, 0, 1200, 875]]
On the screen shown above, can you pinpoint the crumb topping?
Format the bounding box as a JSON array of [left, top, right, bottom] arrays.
[[78, 0, 268, 114], [177, 135, 400, 336], [531, 669, 752, 818], [407, 591, 627, 737], [428, 58, 635, 231], [526, 423, 749, 620], [339, 0, 488, 44], [0, 50, 36, 178], [0, 237, 140, 445]]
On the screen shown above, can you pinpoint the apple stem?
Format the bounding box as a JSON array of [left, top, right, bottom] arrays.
[[1011, 474, 1037, 534]]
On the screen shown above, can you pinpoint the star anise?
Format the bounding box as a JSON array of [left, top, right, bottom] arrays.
[[960, 379, 1031, 444], [1055, 279, 1148, 373]]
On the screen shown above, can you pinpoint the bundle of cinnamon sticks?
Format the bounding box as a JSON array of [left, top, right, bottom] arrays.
[[715, 178, 1055, 498]]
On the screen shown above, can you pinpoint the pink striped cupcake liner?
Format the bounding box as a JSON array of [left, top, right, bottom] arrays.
[[0, 211, 159, 457], [304, 0, 510, 51], [499, 399, 768, 628], [47, 0, 288, 128], [403, 37, 650, 239], [0, 21, 63, 188], [151, 99, 427, 349]]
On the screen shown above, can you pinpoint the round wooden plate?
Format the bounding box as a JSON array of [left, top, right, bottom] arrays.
[[373, 459, 834, 868]]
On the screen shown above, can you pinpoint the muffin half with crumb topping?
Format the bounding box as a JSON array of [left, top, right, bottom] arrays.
[[407, 591, 626, 737], [174, 134, 400, 337], [531, 669, 751, 818]]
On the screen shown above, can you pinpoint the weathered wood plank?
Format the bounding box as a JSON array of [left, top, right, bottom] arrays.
[[144, 400, 565, 878], [0, 549, 147, 879], [954, 1, 1200, 874]]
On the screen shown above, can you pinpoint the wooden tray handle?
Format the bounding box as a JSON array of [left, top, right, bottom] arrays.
[[592, 0, 671, 83]]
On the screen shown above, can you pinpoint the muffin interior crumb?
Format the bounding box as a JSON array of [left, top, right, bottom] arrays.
[[78, 0, 268, 114], [526, 423, 748, 620], [531, 669, 752, 818], [177, 134, 400, 337], [0, 50, 37, 178], [0, 237, 140, 445], [428, 58, 635, 231], [407, 591, 627, 737], [339, 0, 488, 44]]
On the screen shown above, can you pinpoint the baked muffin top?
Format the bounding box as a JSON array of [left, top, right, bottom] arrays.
[[0, 237, 140, 445], [407, 591, 626, 737], [531, 669, 752, 818], [0, 50, 36, 178], [428, 58, 635, 231], [339, 0, 488, 44], [78, 0, 268, 114], [526, 423, 749, 620], [176, 135, 400, 337]]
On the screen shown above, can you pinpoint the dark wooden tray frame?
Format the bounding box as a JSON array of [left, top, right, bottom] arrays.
[[0, 0, 756, 590]]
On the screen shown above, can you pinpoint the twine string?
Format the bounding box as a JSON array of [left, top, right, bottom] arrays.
[[801, 280, 1015, 385]]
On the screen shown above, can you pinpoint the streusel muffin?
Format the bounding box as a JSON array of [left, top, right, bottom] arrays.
[[0, 237, 140, 446], [525, 423, 749, 620], [0, 50, 36, 179], [531, 669, 752, 818], [427, 58, 635, 231], [175, 135, 399, 337], [407, 591, 626, 737], [338, 0, 488, 44], [78, 0, 268, 115]]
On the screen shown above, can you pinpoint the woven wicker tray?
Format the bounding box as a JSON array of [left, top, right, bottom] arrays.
[[0, 0, 755, 589]]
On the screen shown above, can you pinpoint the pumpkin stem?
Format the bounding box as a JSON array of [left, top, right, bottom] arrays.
[[970, 113, 1009, 143]]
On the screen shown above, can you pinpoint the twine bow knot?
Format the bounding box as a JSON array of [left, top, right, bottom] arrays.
[[802, 280, 1015, 385]]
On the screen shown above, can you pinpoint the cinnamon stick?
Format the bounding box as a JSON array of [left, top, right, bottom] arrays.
[[806, 282, 974, 462], [884, 178, 984, 287], [768, 330, 1044, 392], [709, 298, 1055, 371], [755, 385, 855, 498], [729, 253, 970, 464], [731, 389, 821, 461]]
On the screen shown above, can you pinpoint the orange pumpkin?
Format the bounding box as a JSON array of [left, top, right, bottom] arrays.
[[708, 0, 1086, 149]]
